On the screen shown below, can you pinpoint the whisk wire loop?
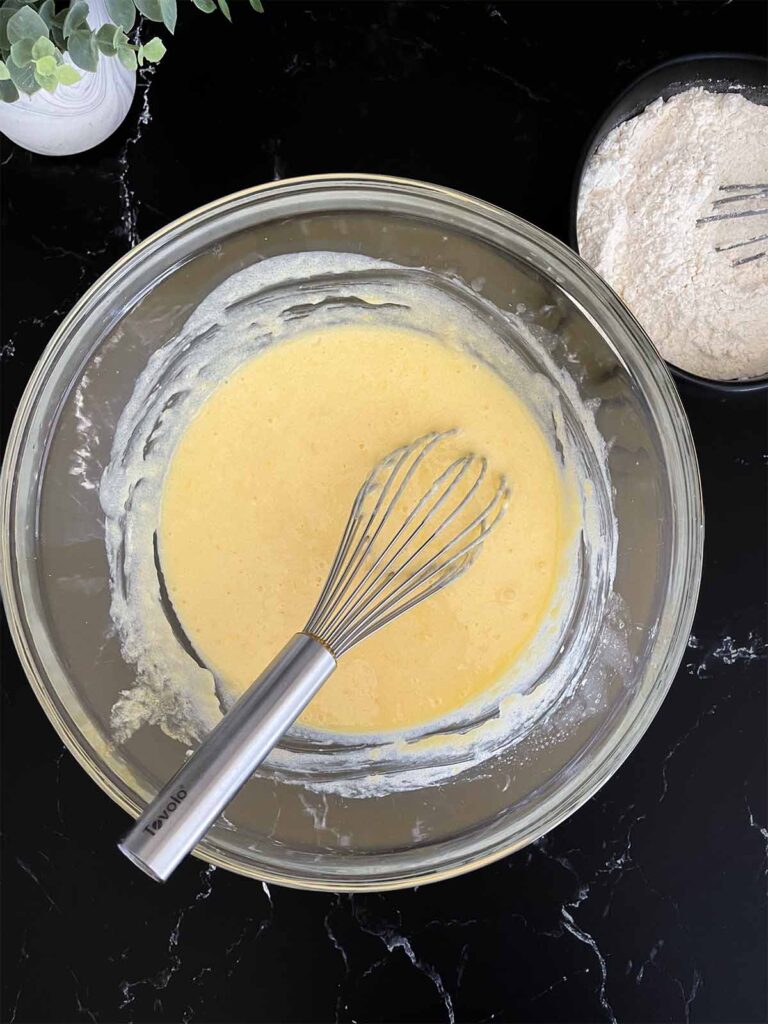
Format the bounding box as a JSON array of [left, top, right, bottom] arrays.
[[321, 453, 479, 645], [305, 430, 509, 657], [307, 431, 448, 637], [332, 486, 508, 655]]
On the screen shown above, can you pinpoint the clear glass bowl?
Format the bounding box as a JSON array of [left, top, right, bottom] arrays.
[[0, 175, 703, 890]]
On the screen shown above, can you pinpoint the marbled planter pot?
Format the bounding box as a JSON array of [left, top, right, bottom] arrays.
[[0, 0, 135, 156]]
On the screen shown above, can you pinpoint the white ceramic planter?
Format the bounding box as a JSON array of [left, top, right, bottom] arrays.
[[0, 0, 136, 156]]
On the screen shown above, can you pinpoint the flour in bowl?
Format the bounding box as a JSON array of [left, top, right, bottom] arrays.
[[577, 87, 768, 381]]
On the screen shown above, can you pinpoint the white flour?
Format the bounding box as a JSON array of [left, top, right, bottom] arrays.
[[577, 88, 768, 381]]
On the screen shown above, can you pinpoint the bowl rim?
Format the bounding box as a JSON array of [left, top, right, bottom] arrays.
[[569, 51, 768, 393], [0, 172, 705, 890]]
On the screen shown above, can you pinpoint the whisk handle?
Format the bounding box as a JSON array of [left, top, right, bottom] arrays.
[[118, 633, 336, 882]]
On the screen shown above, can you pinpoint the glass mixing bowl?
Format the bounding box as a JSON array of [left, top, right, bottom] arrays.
[[0, 175, 703, 890]]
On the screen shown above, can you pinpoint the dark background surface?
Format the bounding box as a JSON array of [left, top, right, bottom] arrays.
[[1, 2, 767, 1022]]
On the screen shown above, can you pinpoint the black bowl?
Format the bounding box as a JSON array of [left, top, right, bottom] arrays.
[[570, 53, 768, 394]]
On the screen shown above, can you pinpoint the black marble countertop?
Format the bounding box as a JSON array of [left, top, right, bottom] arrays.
[[2, 3, 767, 1022]]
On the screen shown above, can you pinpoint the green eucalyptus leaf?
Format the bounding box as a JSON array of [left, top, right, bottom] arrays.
[[1, 0, 27, 37], [140, 35, 164, 61], [134, 0, 163, 22], [0, 10, 15, 52], [50, 22, 64, 48], [0, 57, 9, 77], [191, 0, 216, 11], [217, 0, 231, 23], [105, 0, 134, 32], [94, 22, 116, 53], [159, 0, 176, 33], [63, 0, 89, 38], [7, 5, 49, 44], [3, 8, 22, 39], [112, 24, 124, 46], [68, 28, 98, 71], [6, 53, 39, 92], [34, 66, 57, 90], [9, 36, 33, 65], [248, 0, 264, 11], [117, 42, 136, 71], [56, 61, 80, 84], [31, 34, 55, 59], [38, 0, 55, 28], [0, 76, 19, 100], [57, 65, 81, 86], [34, 52, 55, 74]]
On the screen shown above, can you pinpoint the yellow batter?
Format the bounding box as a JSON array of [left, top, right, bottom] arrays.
[[159, 324, 573, 734]]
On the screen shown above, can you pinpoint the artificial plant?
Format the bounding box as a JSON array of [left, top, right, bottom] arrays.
[[0, 0, 262, 102]]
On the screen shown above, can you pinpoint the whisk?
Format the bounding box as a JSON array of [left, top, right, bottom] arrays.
[[119, 430, 509, 880], [696, 183, 768, 266]]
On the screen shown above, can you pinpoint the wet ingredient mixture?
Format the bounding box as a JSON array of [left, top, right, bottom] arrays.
[[159, 323, 575, 735]]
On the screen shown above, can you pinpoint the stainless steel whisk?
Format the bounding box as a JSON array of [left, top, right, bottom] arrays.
[[697, 183, 768, 266], [119, 430, 508, 881]]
